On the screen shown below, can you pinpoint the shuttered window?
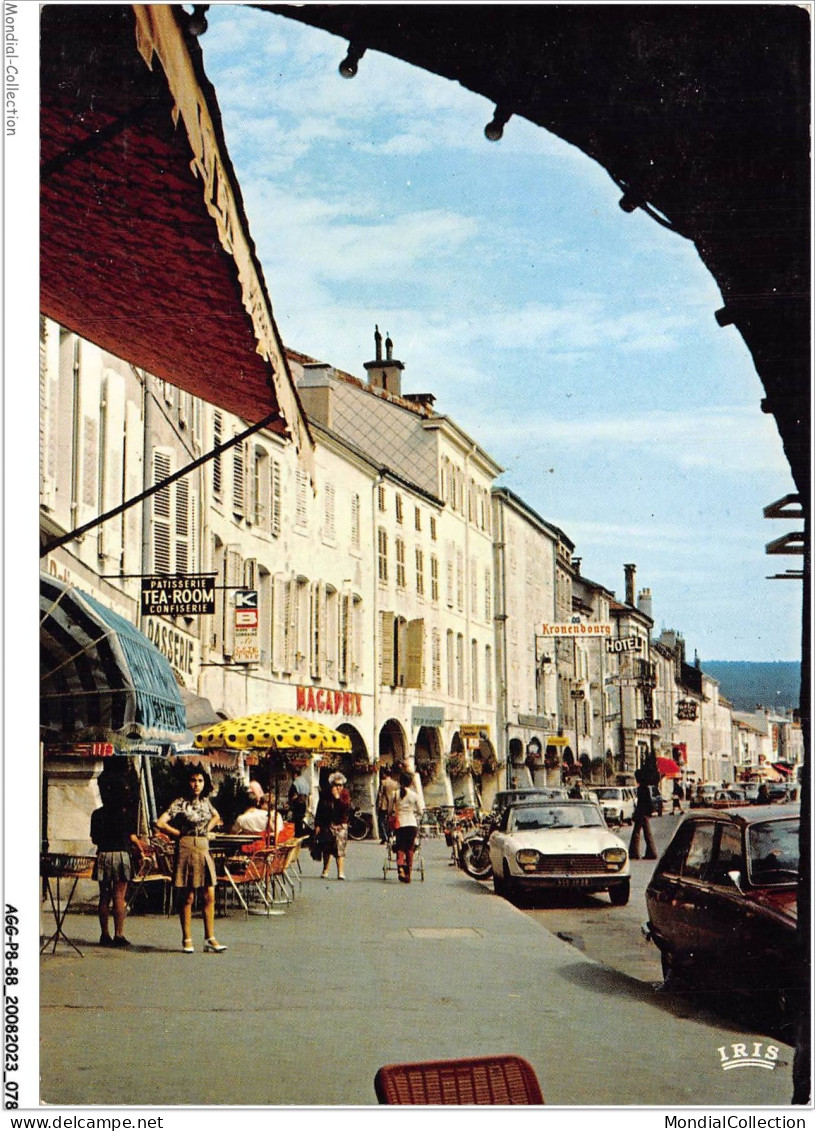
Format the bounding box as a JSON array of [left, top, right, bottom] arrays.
[[295, 469, 309, 529], [323, 482, 336, 543], [405, 619, 425, 689], [351, 493, 360, 549], [380, 611, 396, 686], [212, 411, 223, 498], [415, 548, 424, 596], [152, 450, 173, 574], [485, 645, 493, 703], [175, 478, 190, 574], [271, 458, 282, 536], [224, 546, 242, 655], [395, 538, 406, 588], [377, 528, 388, 582], [430, 555, 439, 602], [232, 441, 245, 518], [484, 569, 492, 622], [431, 629, 442, 691], [471, 640, 479, 703]]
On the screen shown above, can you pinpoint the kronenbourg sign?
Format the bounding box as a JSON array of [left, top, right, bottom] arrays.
[[538, 622, 612, 637]]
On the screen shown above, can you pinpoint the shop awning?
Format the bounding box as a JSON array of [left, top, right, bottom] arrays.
[[40, 574, 186, 744], [40, 4, 312, 466], [656, 757, 682, 778]]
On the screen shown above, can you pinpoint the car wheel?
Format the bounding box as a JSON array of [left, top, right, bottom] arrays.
[[502, 863, 517, 901], [492, 867, 504, 895], [609, 879, 630, 906], [660, 947, 684, 985]]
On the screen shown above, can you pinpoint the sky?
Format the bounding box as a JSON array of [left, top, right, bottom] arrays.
[[201, 5, 799, 662]]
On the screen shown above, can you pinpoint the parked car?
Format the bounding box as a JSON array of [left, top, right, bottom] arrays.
[[644, 804, 800, 1023], [689, 784, 718, 808], [740, 782, 760, 802], [649, 787, 664, 816], [488, 799, 630, 904], [586, 786, 635, 826], [712, 788, 747, 809], [766, 783, 793, 803]]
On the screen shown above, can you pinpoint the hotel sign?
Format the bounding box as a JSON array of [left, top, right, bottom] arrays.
[[606, 636, 643, 654]]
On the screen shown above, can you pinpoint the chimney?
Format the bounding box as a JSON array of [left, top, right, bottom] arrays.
[[364, 324, 404, 396], [637, 587, 653, 619], [297, 363, 333, 428], [572, 557, 581, 575], [624, 563, 636, 607]]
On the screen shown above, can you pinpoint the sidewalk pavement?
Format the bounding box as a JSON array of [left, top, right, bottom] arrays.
[[40, 836, 796, 1108]]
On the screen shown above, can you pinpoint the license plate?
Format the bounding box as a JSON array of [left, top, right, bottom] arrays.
[[553, 877, 592, 887]]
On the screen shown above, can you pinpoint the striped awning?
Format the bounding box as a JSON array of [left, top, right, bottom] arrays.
[[40, 574, 186, 744]]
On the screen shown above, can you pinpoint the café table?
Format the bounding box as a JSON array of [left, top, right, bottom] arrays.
[[40, 853, 96, 956], [209, 835, 286, 917]]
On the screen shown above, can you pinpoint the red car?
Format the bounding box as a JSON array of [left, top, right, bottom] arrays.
[[644, 805, 801, 1025]]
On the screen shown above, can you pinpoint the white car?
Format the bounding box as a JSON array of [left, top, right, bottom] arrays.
[[586, 786, 635, 826], [488, 799, 631, 905]]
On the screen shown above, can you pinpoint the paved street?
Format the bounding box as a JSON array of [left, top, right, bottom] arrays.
[[40, 832, 797, 1108]]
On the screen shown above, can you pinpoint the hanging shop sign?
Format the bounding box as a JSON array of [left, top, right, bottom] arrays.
[[412, 706, 445, 728], [636, 718, 662, 730], [296, 685, 363, 717], [606, 636, 643, 654], [143, 618, 199, 682], [538, 621, 612, 637], [677, 700, 698, 721], [140, 574, 216, 616], [546, 736, 570, 747], [232, 589, 260, 664], [44, 742, 115, 758], [460, 724, 491, 741]]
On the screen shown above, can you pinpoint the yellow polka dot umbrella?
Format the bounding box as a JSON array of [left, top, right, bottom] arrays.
[[194, 712, 352, 844], [193, 711, 352, 755]]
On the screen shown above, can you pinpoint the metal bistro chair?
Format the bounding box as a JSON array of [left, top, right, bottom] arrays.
[[127, 837, 173, 916], [217, 842, 275, 917], [374, 1055, 544, 1105]]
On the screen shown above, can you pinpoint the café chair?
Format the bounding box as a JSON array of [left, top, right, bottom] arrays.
[[217, 844, 273, 917], [127, 837, 173, 915], [374, 1055, 544, 1105]]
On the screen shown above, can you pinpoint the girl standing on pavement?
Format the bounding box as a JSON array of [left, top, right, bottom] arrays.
[[156, 765, 227, 953], [90, 764, 139, 948], [391, 771, 423, 883]]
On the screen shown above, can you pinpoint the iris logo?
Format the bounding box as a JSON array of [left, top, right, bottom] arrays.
[[717, 1042, 779, 1071]]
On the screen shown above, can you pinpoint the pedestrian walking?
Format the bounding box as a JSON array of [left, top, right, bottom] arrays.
[[155, 765, 227, 953], [390, 771, 423, 883], [314, 772, 351, 880], [90, 764, 139, 948], [376, 767, 398, 844], [629, 769, 658, 860], [288, 766, 312, 839], [671, 780, 684, 815]]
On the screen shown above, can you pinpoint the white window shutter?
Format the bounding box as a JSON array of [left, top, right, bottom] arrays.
[[224, 546, 242, 654], [212, 410, 223, 497], [271, 459, 282, 536], [175, 477, 191, 575], [244, 557, 257, 590], [232, 441, 246, 517], [405, 619, 425, 689], [152, 450, 173, 574], [285, 577, 298, 673], [318, 583, 328, 675], [380, 611, 395, 686], [272, 574, 286, 671]]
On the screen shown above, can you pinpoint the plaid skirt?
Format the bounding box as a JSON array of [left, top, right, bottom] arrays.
[[173, 836, 217, 889], [93, 850, 134, 885]]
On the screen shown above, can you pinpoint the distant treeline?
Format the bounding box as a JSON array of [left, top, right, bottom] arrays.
[[701, 661, 801, 711]]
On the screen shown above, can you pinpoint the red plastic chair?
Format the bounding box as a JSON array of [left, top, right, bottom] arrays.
[[374, 1055, 544, 1105]]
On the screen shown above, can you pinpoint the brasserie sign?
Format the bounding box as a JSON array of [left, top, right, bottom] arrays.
[[141, 575, 216, 616]]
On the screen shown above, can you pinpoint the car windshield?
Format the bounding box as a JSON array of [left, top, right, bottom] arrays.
[[591, 788, 621, 800], [748, 818, 799, 884], [508, 803, 604, 832]]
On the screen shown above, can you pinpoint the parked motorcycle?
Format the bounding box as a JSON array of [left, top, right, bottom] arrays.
[[459, 814, 500, 880]]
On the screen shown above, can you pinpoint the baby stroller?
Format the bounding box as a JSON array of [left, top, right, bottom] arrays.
[[383, 823, 425, 882]]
